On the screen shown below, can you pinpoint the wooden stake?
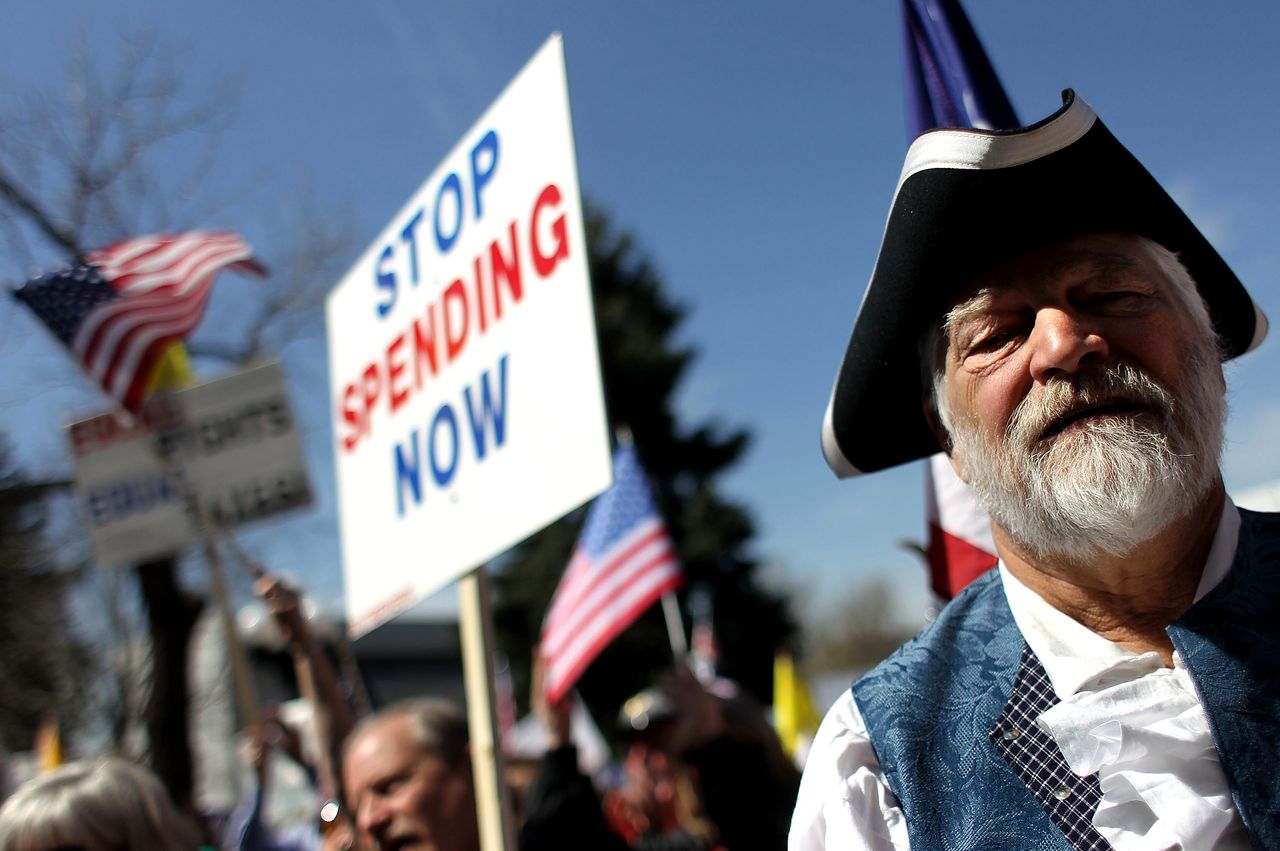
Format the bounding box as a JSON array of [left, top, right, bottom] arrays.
[[458, 566, 518, 851], [198, 531, 262, 733]]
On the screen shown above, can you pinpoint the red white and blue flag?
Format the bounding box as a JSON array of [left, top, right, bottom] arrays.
[[540, 442, 682, 704], [900, 0, 1014, 597], [12, 231, 266, 412]]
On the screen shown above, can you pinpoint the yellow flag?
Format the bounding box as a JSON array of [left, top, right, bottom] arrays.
[[144, 341, 197, 396], [35, 718, 62, 772], [773, 652, 822, 762]]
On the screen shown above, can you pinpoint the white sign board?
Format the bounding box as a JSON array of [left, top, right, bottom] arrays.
[[67, 361, 313, 566], [326, 35, 612, 637]]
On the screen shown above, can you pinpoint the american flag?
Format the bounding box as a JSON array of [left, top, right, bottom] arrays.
[[540, 442, 683, 704], [12, 231, 266, 412]]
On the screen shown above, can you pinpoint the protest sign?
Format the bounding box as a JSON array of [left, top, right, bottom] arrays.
[[68, 360, 312, 566], [326, 35, 611, 637]]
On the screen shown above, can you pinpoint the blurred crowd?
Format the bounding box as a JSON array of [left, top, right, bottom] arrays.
[[0, 572, 801, 851]]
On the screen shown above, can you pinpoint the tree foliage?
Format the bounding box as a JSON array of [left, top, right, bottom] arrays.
[[493, 205, 795, 725], [0, 437, 91, 752], [803, 578, 918, 674]]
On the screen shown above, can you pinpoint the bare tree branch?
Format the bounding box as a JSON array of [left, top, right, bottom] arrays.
[[0, 28, 243, 269], [0, 27, 351, 785], [0, 164, 81, 256]]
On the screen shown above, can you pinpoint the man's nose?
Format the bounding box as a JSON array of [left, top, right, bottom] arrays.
[[358, 795, 391, 835], [1027, 307, 1108, 383]]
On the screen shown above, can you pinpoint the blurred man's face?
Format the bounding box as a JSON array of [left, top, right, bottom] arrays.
[[936, 232, 1225, 560], [343, 715, 478, 851]]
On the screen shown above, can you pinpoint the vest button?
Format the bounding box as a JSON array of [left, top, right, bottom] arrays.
[[1053, 786, 1071, 800], [1001, 727, 1020, 740]]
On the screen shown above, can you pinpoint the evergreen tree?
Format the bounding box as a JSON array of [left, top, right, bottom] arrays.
[[493, 205, 795, 725]]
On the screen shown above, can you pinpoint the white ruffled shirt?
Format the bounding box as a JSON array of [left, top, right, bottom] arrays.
[[789, 500, 1252, 851]]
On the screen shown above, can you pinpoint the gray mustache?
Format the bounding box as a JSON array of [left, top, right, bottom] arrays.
[[1008, 365, 1173, 446]]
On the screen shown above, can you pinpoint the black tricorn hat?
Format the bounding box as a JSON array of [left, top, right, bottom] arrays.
[[821, 90, 1268, 478]]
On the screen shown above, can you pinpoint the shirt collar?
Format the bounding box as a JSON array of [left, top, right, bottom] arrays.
[[999, 496, 1240, 700]]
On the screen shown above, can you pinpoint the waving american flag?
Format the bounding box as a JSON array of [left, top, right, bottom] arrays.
[[12, 231, 266, 412], [540, 442, 683, 704]]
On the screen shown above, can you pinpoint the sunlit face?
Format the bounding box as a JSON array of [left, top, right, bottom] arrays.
[[343, 716, 478, 851], [935, 232, 1225, 559]]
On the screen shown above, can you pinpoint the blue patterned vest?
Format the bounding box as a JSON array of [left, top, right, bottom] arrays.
[[853, 508, 1280, 850]]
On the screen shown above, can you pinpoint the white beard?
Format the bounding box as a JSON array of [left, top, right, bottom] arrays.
[[946, 346, 1225, 562]]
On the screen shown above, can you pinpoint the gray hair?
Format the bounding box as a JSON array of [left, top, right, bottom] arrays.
[[345, 697, 470, 770], [1137, 238, 1217, 343], [0, 757, 202, 851]]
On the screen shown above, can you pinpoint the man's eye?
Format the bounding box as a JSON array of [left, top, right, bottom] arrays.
[[375, 775, 406, 795], [1088, 289, 1147, 309], [967, 330, 1017, 355]]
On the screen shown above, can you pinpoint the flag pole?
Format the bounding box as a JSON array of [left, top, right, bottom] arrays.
[[136, 359, 273, 738], [194, 513, 263, 734], [94, 394, 266, 738], [661, 591, 687, 660], [129, 409, 264, 734]]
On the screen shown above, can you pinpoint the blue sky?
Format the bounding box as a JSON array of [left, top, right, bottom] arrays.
[[3, 1, 1279, 630]]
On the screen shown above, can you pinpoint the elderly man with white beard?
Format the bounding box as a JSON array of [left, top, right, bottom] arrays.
[[790, 91, 1278, 851]]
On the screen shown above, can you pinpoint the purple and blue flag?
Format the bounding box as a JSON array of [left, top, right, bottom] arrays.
[[900, 0, 1018, 598]]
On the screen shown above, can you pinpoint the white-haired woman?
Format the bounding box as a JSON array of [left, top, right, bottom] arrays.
[[0, 756, 202, 851]]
